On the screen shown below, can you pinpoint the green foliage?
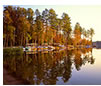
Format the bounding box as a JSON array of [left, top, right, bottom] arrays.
[[3, 48, 23, 57], [3, 6, 94, 47]]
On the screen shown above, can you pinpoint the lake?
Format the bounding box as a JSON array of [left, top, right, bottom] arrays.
[[3, 48, 101, 85]]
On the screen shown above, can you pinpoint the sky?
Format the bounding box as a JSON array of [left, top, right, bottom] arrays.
[[7, 5, 101, 41]]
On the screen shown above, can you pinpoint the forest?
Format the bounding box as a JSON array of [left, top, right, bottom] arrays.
[[3, 6, 95, 47]]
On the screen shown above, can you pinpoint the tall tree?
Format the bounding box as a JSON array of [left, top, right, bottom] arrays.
[[42, 9, 50, 44], [27, 8, 34, 43], [74, 22, 82, 45], [49, 8, 58, 44], [35, 9, 44, 45], [89, 28, 95, 42], [62, 13, 72, 45], [3, 9, 16, 47]]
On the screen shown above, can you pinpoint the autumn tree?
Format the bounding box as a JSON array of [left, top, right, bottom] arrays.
[[3, 9, 16, 47], [27, 8, 34, 43], [49, 8, 58, 44], [89, 28, 95, 42], [73, 22, 82, 45], [62, 13, 72, 45], [42, 9, 50, 44], [35, 9, 44, 45], [3, 6, 94, 47]]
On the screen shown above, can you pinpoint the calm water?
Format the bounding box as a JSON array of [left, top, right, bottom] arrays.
[[3, 48, 101, 85]]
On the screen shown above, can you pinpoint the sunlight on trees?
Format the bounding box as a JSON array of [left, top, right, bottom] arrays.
[[3, 6, 95, 47]]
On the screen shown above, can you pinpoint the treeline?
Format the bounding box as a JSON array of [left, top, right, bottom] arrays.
[[3, 6, 94, 47]]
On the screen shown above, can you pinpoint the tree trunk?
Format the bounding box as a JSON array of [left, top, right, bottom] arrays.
[[6, 34, 8, 47]]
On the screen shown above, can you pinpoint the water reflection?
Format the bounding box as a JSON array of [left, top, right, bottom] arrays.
[[3, 48, 95, 85]]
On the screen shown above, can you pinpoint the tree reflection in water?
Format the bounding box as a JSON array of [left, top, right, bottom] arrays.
[[3, 48, 95, 85]]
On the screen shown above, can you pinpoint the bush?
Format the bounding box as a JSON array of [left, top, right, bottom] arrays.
[[3, 47, 23, 57]]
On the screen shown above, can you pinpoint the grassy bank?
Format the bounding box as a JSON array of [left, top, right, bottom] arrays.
[[3, 47, 23, 57]]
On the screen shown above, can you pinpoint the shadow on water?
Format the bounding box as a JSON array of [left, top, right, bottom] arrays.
[[3, 48, 95, 85]]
